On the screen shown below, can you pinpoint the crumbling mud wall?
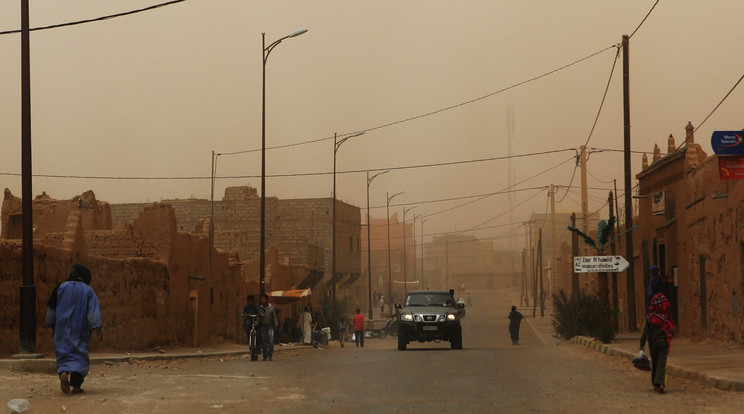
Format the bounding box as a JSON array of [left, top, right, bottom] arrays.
[[1, 189, 111, 240], [0, 201, 251, 356]]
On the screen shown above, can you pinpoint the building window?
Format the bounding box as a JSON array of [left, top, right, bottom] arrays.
[[349, 236, 353, 252]]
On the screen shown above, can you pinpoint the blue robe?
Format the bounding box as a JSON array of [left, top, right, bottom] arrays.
[[45, 281, 102, 377]]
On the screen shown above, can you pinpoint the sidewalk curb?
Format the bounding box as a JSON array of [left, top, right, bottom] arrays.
[[571, 336, 744, 392], [0, 344, 319, 374]]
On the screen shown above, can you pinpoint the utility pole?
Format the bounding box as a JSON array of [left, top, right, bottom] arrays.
[[420, 218, 427, 289], [520, 249, 526, 307], [538, 228, 544, 317], [609, 191, 619, 330], [580, 145, 589, 251], [622, 34, 638, 330], [571, 213, 579, 299], [532, 244, 537, 318], [412, 214, 416, 288], [550, 184, 557, 300], [528, 220, 534, 306], [445, 237, 450, 289], [19, 0, 38, 356]]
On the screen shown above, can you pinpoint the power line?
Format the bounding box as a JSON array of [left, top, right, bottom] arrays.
[[693, 73, 744, 135], [418, 155, 574, 221], [0, 148, 576, 181], [556, 44, 621, 205], [628, 0, 660, 39], [216, 46, 619, 156], [0, 1, 187, 36]]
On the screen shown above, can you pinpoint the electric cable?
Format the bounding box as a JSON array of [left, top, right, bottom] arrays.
[[628, 0, 660, 39], [215, 46, 619, 157], [0, 148, 576, 181], [0, 1, 187, 35]]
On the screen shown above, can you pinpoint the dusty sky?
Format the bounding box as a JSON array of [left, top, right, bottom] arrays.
[[1, 1, 743, 250]]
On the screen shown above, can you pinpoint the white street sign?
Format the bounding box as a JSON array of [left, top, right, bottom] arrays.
[[573, 256, 630, 273]]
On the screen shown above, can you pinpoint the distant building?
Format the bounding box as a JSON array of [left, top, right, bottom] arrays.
[[110, 186, 362, 312]]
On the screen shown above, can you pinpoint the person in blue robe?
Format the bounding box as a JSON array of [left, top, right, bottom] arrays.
[[45, 264, 103, 394]]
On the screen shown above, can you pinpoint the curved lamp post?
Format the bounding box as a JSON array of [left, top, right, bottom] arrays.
[[366, 169, 390, 319], [260, 28, 308, 298], [386, 190, 404, 313], [419, 217, 429, 289], [210, 151, 221, 279], [402, 205, 417, 296], [332, 131, 365, 313]]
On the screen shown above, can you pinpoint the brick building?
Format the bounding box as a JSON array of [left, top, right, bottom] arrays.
[[110, 186, 362, 314], [0, 191, 276, 355], [359, 213, 416, 314], [633, 123, 744, 342]]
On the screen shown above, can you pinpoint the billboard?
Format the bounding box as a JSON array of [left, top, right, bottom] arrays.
[[718, 155, 744, 180], [711, 131, 744, 155]]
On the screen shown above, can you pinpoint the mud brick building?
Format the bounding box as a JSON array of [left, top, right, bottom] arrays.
[[110, 186, 363, 311], [633, 123, 744, 342], [1, 190, 278, 355]]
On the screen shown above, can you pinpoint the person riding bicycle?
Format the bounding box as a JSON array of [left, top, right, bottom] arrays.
[[241, 295, 263, 361]]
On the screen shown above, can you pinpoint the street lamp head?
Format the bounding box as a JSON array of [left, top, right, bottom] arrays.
[[336, 130, 366, 152], [288, 28, 309, 38], [388, 190, 404, 204], [368, 169, 390, 186]]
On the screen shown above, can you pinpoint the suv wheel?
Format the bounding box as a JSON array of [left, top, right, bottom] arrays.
[[450, 326, 463, 350], [397, 329, 407, 351]]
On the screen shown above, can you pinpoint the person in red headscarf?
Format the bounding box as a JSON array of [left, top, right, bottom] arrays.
[[640, 292, 676, 394]]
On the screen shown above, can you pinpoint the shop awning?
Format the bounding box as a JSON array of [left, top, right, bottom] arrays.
[[269, 289, 312, 305]]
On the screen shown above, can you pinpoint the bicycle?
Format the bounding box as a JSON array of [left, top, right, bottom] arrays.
[[242, 313, 260, 360]]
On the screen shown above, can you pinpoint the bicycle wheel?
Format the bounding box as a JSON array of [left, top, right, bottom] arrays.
[[249, 329, 257, 354]]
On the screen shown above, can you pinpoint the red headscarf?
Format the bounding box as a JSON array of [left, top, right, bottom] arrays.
[[648, 293, 675, 351]]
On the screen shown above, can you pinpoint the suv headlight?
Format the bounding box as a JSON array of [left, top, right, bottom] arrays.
[[401, 314, 413, 322], [446, 314, 458, 321]]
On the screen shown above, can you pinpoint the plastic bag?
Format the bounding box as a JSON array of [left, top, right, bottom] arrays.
[[632, 349, 650, 371], [7, 399, 30, 413]]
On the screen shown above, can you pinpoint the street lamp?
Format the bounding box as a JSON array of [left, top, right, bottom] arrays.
[[386, 190, 404, 313], [210, 151, 221, 278], [332, 131, 365, 313], [402, 205, 417, 296], [412, 212, 425, 290], [366, 169, 390, 320], [420, 217, 429, 289], [260, 28, 308, 298]]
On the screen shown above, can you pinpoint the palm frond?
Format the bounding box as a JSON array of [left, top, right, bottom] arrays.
[[567, 225, 598, 252], [596, 217, 616, 249]]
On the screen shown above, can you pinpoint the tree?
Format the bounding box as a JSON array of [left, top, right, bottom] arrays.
[[567, 217, 615, 304]]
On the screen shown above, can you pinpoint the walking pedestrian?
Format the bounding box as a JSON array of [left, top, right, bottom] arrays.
[[508, 305, 523, 345], [353, 308, 365, 348], [337, 316, 348, 347], [44, 264, 103, 395], [259, 294, 279, 361], [640, 292, 676, 394], [298, 305, 313, 346], [647, 265, 664, 308]]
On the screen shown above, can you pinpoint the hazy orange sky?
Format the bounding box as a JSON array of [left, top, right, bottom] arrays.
[[1, 1, 743, 249]]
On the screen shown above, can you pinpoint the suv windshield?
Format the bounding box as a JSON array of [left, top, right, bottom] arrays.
[[405, 293, 453, 307]]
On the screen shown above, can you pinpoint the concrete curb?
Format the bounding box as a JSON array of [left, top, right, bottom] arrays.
[[0, 344, 318, 374], [571, 336, 744, 392]]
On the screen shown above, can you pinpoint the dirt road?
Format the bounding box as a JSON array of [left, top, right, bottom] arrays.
[[3, 289, 743, 413]]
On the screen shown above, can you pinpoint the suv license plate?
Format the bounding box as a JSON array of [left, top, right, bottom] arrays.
[[422, 326, 437, 331]]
